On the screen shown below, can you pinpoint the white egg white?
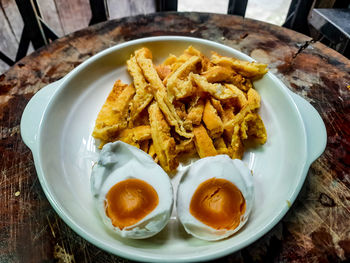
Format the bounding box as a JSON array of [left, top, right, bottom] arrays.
[[176, 155, 254, 241], [91, 141, 173, 239]]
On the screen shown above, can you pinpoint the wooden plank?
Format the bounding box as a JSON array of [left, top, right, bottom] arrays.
[[54, 0, 91, 35], [0, 58, 10, 74], [107, 0, 155, 20], [1, 0, 23, 42], [37, 0, 64, 37], [0, 2, 18, 61]]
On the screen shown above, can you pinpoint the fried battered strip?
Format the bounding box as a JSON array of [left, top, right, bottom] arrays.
[[193, 125, 217, 158], [155, 64, 172, 80], [176, 139, 196, 155], [222, 104, 235, 142], [225, 84, 248, 109], [241, 113, 267, 144], [191, 73, 236, 101], [224, 88, 261, 130], [127, 56, 153, 126], [117, 125, 152, 147], [148, 102, 179, 173], [92, 80, 135, 141], [211, 52, 268, 79], [203, 100, 223, 138], [230, 74, 252, 91], [210, 98, 224, 116], [201, 65, 236, 83], [135, 48, 192, 138], [214, 137, 229, 155], [166, 56, 201, 101], [185, 97, 205, 127], [230, 125, 244, 159]]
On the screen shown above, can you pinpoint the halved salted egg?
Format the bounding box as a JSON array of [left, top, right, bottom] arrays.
[[91, 141, 173, 239], [176, 155, 254, 241]]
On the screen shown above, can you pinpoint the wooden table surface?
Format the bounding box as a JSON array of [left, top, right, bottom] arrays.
[[0, 12, 349, 263]]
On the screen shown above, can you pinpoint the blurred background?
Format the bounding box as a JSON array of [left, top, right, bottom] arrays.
[[0, 0, 349, 74]]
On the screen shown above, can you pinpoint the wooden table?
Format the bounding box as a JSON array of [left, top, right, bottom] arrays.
[[1, 12, 349, 262]]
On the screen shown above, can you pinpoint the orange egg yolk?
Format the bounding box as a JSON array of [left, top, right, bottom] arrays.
[[105, 178, 159, 229], [190, 178, 246, 230]]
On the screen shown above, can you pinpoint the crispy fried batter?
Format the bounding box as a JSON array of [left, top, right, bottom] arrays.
[[241, 113, 267, 144], [176, 139, 196, 155], [191, 73, 236, 101], [166, 56, 200, 101], [230, 125, 244, 159], [225, 84, 248, 109], [148, 102, 179, 173], [135, 48, 192, 138], [127, 56, 153, 127], [92, 80, 135, 141], [202, 99, 223, 139], [230, 74, 252, 91], [193, 125, 217, 158], [117, 125, 151, 148], [185, 97, 205, 127], [211, 52, 268, 79], [214, 137, 229, 155], [201, 65, 236, 83], [155, 64, 172, 80], [94, 46, 269, 173]]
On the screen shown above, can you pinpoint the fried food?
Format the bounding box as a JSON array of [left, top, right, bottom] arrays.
[[135, 48, 192, 138], [92, 80, 135, 141], [211, 52, 268, 79], [193, 125, 218, 158], [148, 102, 179, 173], [92, 46, 268, 174], [127, 56, 153, 127], [202, 99, 223, 139]]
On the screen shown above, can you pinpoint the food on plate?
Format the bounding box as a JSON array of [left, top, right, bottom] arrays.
[[91, 141, 173, 239], [92, 46, 268, 172], [176, 155, 254, 241]]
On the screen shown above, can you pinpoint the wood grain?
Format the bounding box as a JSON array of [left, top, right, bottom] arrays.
[[37, 0, 64, 37], [0, 12, 349, 262]]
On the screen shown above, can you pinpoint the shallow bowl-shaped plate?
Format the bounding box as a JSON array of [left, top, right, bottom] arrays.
[[21, 36, 326, 262]]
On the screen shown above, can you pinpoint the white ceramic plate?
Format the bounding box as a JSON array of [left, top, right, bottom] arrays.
[[21, 36, 327, 262]]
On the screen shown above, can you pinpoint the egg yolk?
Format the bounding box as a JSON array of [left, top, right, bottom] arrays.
[[190, 178, 246, 230], [105, 178, 159, 229]]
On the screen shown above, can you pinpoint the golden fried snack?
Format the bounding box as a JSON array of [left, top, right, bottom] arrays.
[[230, 74, 252, 91], [193, 125, 217, 158], [191, 73, 236, 101], [211, 52, 268, 79], [201, 65, 236, 83], [225, 84, 248, 109], [155, 64, 172, 80], [185, 97, 205, 127], [230, 125, 244, 159], [166, 56, 201, 101], [210, 98, 224, 116], [148, 142, 158, 162], [224, 88, 261, 130], [176, 139, 196, 155], [241, 113, 267, 144], [92, 80, 135, 141], [93, 46, 269, 172], [214, 137, 229, 155], [117, 125, 152, 148], [135, 48, 192, 138], [202, 99, 223, 138], [127, 56, 153, 127], [148, 102, 179, 173]]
